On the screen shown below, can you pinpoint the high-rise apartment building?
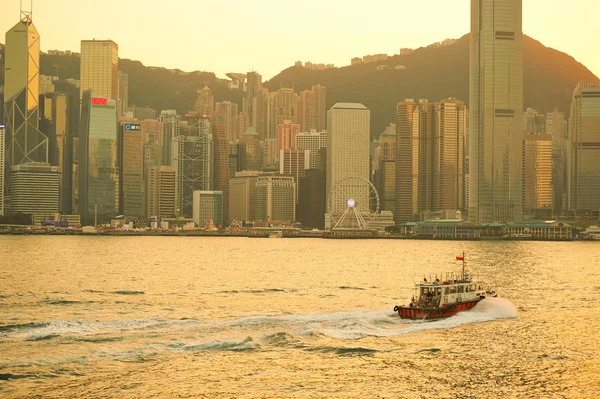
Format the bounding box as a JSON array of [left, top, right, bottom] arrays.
[[298, 85, 327, 133], [193, 190, 223, 226], [255, 175, 296, 223], [10, 163, 60, 217], [232, 111, 249, 142], [395, 98, 467, 222], [119, 121, 144, 217], [39, 92, 72, 213], [194, 86, 215, 117], [326, 103, 370, 216], [568, 82, 600, 214], [270, 89, 299, 138], [546, 107, 567, 214], [118, 71, 129, 117], [469, 0, 523, 223], [295, 130, 327, 170], [523, 108, 546, 135], [522, 134, 553, 214], [80, 40, 119, 103], [215, 101, 239, 141], [145, 166, 176, 218], [229, 171, 261, 223], [4, 11, 48, 186], [79, 91, 119, 223], [312, 85, 327, 132], [277, 120, 300, 152]]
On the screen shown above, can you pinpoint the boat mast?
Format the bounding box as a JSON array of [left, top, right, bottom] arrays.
[[462, 251, 466, 280]]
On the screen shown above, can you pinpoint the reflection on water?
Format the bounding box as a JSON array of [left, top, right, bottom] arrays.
[[0, 237, 599, 398]]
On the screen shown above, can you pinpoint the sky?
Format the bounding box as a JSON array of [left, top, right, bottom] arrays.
[[1, 0, 599, 81]]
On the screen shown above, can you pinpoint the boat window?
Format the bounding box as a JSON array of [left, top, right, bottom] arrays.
[[458, 285, 464, 293], [470, 284, 476, 291], [465, 285, 470, 292], [449, 286, 456, 294], [444, 287, 449, 295], [436, 288, 442, 296]]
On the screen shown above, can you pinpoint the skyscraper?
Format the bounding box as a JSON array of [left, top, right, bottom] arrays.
[[469, 0, 523, 223], [295, 130, 327, 170], [546, 107, 567, 214], [0, 125, 4, 216], [213, 110, 230, 222], [277, 120, 300, 152], [522, 134, 553, 215], [298, 85, 327, 133], [158, 110, 180, 166], [215, 101, 239, 141], [39, 92, 72, 213], [194, 86, 215, 117], [118, 71, 129, 117], [79, 91, 119, 223], [9, 163, 60, 217], [326, 103, 370, 216], [255, 175, 296, 223], [145, 165, 176, 218], [567, 81, 600, 214], [192, 190, 223, 227], [172, 118, 213, 218], [229, 171, 261, 223], [395, 98, 467, 222], [80, 40, 119, 103], [4, 10, 48, 181], [119, 121, 144, 217]]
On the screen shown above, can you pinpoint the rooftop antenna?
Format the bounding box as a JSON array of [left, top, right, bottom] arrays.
[[20, 0, 33, 23]]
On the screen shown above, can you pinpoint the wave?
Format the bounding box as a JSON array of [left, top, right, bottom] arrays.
[[2, 298, 518, 345], [113, 290, 145, 295]]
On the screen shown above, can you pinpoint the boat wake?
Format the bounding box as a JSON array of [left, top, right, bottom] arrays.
[[0, 298, 518, 368]]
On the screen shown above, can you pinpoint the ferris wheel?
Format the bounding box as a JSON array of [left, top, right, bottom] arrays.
[[327, 177, 380, 229]]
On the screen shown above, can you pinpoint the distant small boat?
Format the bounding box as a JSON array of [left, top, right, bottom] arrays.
[[269, 231, 284, 238], [393, 252, 496, 321]]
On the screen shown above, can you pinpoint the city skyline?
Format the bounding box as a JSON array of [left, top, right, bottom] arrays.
[[0, 1, 599, 81]]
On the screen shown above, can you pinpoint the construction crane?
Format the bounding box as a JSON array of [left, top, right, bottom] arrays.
[[53, 64, 67, 79]]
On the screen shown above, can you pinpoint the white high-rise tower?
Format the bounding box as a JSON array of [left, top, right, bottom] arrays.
[[469, 0, 523, 223]]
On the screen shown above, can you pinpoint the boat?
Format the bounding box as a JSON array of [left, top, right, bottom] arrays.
[[581, 226, 600, 241], [393, 253, 496, 320], [269, 231, 284, 238]]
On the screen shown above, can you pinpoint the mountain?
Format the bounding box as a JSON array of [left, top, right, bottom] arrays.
[[1, 34, 597, 135], [264, 34, 598, 134]]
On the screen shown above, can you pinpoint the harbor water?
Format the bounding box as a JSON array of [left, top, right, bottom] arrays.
[[1, 236, 599, 398]]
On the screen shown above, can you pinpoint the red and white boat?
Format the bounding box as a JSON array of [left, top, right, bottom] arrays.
[[393, 253, 496, 320]]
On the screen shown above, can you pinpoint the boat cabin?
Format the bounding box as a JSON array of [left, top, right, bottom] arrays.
[[411, 278, 488, 308]]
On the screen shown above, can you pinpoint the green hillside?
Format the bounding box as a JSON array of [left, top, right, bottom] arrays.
[[1, 33, 597, 134]]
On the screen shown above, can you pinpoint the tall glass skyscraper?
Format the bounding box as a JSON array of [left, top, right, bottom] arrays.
[[80, 40, 119, 103], [3, 11, 48, 181], [79, 91, 118, 224], [568, 82, 600, 214], [469, 0, 523, 223]]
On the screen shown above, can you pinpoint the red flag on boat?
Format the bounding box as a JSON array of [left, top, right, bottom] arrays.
[[456, 256, 464, 261]]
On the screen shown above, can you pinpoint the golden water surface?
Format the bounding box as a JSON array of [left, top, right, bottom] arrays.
[[1, 236, 599, 398]]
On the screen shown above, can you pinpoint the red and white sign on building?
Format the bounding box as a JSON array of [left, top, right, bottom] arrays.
[[91, 97, 108, 105]]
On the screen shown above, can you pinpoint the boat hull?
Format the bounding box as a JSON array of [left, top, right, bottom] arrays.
[[395, 299, 481, 320]]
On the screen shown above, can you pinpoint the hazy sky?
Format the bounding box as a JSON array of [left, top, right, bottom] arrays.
[[1, 1, 599, 81]]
